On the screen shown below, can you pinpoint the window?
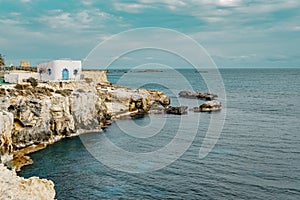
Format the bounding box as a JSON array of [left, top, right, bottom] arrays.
[[47, 68, 52, 75], [73, 69, 78, 75]]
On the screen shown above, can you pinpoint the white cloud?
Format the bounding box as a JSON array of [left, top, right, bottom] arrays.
[[236, 0, 300, 14], [0, 19, 22, 25], [139, 0, 186, 6], [20, 0, 31, 3], [216, 0, 241, 7], [293, 26, 300, 31], [138, 0, 186, 10], [9, 12, 21, 16], [113, 3, 153, 13], [81, 0, 93, 6], [37, 9, 124, 31]]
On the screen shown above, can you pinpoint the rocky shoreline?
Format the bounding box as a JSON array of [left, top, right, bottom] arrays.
[[0, 73, 170, 199], [0, 80, 170, 168], [0, 70, 221, 199]]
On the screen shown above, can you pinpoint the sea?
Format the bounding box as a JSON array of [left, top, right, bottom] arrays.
[[18, 68, 300, 200]]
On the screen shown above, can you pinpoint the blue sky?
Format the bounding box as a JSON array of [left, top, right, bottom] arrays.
[[0, 0, 299, 68]]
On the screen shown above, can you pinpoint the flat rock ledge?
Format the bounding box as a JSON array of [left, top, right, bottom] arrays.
[[0, 164, 55, 200], [179, 91, 218, 101]]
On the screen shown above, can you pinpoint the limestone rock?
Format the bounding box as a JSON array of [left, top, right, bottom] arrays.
[[0, 111, 14, 163], [179, 91, 218, 101], [82, 70, 109, 84], [101, 86, 169, 118], [166, 106, 188, 115], [0, 80, 170, 168], [194, 100, 222, 112], [0, 164, 55, 200]]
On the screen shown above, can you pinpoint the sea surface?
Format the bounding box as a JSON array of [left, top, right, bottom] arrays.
[[19, 68, 300, 199]]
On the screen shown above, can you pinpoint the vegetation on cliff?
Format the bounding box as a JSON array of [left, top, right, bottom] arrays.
[[0, 54, 5, 66]]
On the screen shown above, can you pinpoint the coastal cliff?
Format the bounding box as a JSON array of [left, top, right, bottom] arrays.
[[0, 78, 170, 167], [0, 74, 169, 199]]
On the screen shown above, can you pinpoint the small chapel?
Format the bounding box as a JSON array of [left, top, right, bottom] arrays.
[[37, 60, 82, 82]]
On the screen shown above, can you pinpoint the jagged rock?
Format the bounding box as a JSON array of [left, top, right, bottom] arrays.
[[103, 86, 169, 117], [166, 106, 188, 115], [194, 100, 222, 112], [149, 102, 166, 114], [0, 164, 55, 200], [148, 90, 170, 106], [179, 91, 218, 101]]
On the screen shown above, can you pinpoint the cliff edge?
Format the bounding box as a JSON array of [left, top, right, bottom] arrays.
[[0, 79, 169, 168], [0, 164, 55, 200]]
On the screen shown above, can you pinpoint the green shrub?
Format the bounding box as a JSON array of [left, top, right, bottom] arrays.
[[27, 77, 38, 87]]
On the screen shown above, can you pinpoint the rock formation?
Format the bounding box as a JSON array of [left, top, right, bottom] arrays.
[[0, 80, 170, 170], [0, 111, 14, 163], [82, 70, 109, 84], [0, 73, 170, 199], [0, 164, 55, 200], [179, 90, 218, 101], [165, 106, 188, 115], [193, 101, 222, 112]]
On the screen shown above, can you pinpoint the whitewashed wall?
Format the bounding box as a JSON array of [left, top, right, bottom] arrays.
[[4, 72, 38, 84], [37, 60, 82, 82]]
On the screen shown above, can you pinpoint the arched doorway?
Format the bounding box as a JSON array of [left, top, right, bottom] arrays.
[[62, 68, 69, 80]]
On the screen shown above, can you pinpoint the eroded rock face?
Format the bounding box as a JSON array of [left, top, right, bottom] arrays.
[[82, 70, 109, 84], [0, 77, 170, 199], [0, 82, 109, 151], [0, 164, 55, 200], [0, 111, 14, 163], [166, 106, 188, 115], [0, 81, 170, 166], [98, 85, 170, 118]]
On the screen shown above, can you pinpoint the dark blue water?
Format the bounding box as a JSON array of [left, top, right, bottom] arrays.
[[19, 68, 300, 199]]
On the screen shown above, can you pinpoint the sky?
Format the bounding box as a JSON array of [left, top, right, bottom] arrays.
[[0, 0, 299, 68]]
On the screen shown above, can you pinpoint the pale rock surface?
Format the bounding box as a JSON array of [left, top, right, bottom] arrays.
[[82, 70, 109, 83], [0, 111, 14, 163], [0, 80, 169, 167], [0, 164, 55, 200], [197, 100, 222, 112]]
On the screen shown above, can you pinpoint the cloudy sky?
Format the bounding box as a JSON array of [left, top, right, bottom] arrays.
[[1, 0, 299, 68]]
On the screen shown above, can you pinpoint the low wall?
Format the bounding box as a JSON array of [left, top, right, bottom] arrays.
[[4, 72, 38, 84]]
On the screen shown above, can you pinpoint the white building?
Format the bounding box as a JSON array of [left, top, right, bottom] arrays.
[[4, 71, 38, 84], [37, 60, 82, 82]]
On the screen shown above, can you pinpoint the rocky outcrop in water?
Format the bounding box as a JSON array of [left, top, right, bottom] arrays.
[[0, 164, 55, 200], [193, 101, 222, 112], [165, 106, 188, 115], [179, 91, 218, 101]]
